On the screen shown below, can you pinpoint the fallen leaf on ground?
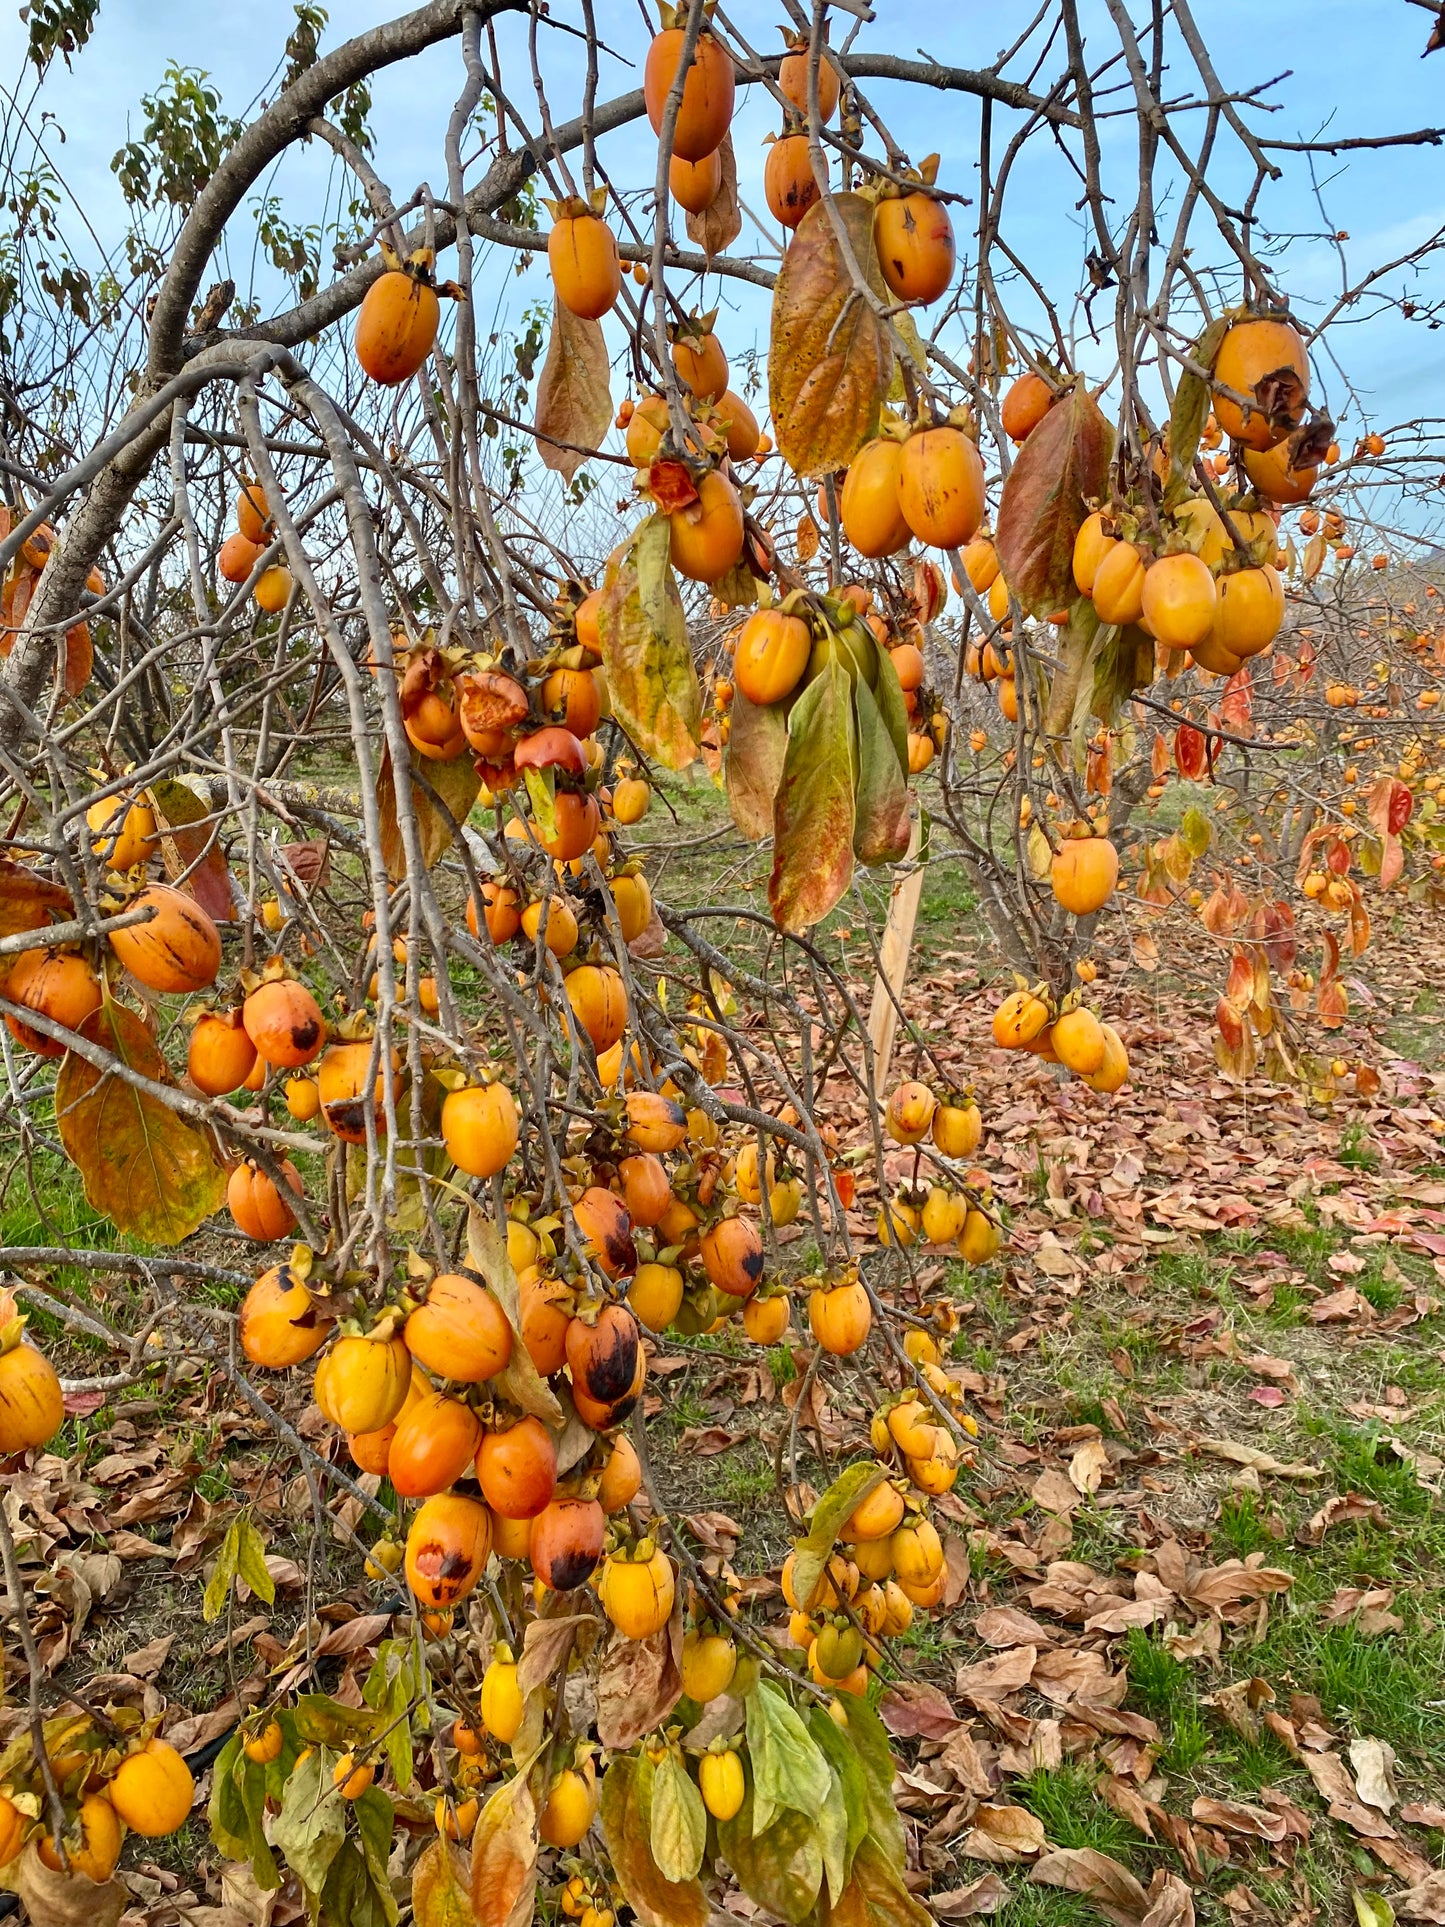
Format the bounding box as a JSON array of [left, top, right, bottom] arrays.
[[1069, 1438, 1109, 1495], [1396, 1870, 1445, 1922], [1190, 1796, 1287, 1842], [961, 1804, 1047, 1863], [1300, 1492, 1390, 1545], [1031, 1846, 1150, 1922], [934, 1873, 1012, 1918], [1198, 1439, 1323, 1479], [1350, 1737, 1399, 1814]]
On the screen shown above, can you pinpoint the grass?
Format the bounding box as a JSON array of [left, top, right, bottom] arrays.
[[1016, 1763, 1140, 1861]]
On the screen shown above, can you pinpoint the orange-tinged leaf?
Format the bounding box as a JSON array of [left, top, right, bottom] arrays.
[[600, 1753, 709, 1927], [413, 1837, 473, 1927], [1366, 776, 1411, 889], [1219, 666, 1254, 735], [598, 516, 702, 771], [150, 776, 235, 922], [769, 193, 892, 478], [469, 1770, 538, 1927], [535, 299, 612, 485], [824, 1826, 940, 1919], [769, 653, 856, 931], [995, 383, 1114, 618], [55, 1001, 228, 1242], [0, 858, 67, 961]]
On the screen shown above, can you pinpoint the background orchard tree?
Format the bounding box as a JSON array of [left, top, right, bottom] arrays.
[[0, 2, 1444, 1923]]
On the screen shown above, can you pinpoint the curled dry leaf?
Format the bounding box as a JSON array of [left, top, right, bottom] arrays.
[[1348, 1737, 1399, 1814], [1189, 1796, 1288, 1843], [961, 1804, 1047, 1864], [934, 1872, 1012, 1919], [15, 1841, 128, 1927], [535, 299, 612, 484], [684, 131, 741, 257], [595, 1593, 683, 1750]]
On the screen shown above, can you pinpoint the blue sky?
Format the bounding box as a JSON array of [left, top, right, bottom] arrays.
[[4, 2, 1442, 464]]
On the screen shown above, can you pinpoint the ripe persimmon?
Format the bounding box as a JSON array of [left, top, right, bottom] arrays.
[[874, 192, 955, 304], [733, 607, 811, 705], [355, 268, 440, 385], [548, 207, 621, 320], [643, 27, 734, 162]]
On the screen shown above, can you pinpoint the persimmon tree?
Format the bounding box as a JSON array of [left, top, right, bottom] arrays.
[[0, 2, 1442, 1922]]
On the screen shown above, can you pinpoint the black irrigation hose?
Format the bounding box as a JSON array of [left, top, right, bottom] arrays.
[[0, 1592, 411, 1910]]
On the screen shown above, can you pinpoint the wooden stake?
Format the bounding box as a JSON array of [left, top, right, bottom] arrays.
[[867, 814, 924, 1098]]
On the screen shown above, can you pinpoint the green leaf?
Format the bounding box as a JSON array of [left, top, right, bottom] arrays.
[[790, 1462, 888, 1619], [852, 675, 910, 866], [718, 1786, 825, 1923], [320, 1839, 391, 1927], [1044, 599, 1104, 740], [413, 1838, 474, 1927], [746, 1680, 833, 1835], [203, 1520, 242, 1623], [207, 1731, 281, 1889], [1179, 806, 1212, 859], [522, 765, 558, 846], [55, 1001, 227, 1244], [235, 1519, 275, 1606], [769, 192, 892, 478], [831, 1699, 906, 1872], [273, 1746, 347, 1899], [600, 1754, 709, 1927], [818, 1834, 935, 1927], [769, 653, 856, 933], [354, 1785, 399, 1926], [808, 1706, 870, 1873], [725, 686, 790, 841], [1164, 315, 1230, 508], [598, 516, 703, 772], [650, 1748, 707, 1884], [995, 382, 1116, 619], [818, 1766, 851, 1905], [1352, 1889, 1395, 1927], [870, 638, 910, 776], [292, 1693, 386, 1750], [364, 1639, 419, 1789]]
